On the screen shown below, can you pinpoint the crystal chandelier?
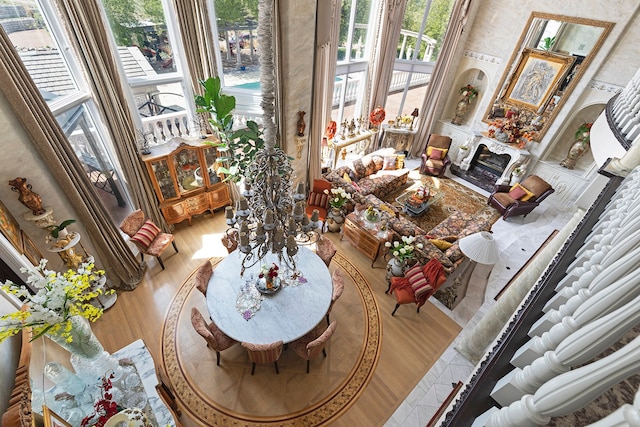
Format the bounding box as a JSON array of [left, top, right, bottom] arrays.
[[224, 0, 320, 275]]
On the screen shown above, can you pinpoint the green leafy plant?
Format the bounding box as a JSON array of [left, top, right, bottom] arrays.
[[48, 219, 76, 238], [194, 76, 235, 140], [540, 36, 556, 51]]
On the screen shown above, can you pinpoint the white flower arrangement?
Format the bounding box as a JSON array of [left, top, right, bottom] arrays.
[[324, 187, 352, 209], [384, 235, 424, 263]]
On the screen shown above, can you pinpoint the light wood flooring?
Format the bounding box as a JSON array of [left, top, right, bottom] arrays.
[[38, 211, 461, 426]]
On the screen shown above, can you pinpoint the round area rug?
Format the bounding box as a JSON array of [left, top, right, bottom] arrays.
[[161, 252, 382, 426]]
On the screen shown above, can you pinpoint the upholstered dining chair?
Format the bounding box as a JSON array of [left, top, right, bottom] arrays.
[[420, 134, 453, 177], [487, 175, 555, 220], [194, 260, 213, 296], [387, 259, 447, 316], [306, 178, 332, 232], [241, 340, 284, 375], [190, 307, 238, 365], [221, 229, 239, 254], [326, 269, 345, 325], [316, 235, 337, 268], [120, 209, 178, 270], [290, 321, 337, 373]]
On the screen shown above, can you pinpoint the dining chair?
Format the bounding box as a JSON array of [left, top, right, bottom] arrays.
[[290, 321, 337, 373], [316, 235, 337, 267], [241, 340, 284, 375], [119, 209, 178, 270], [221, 229, 239, 254], [326, 269, 345, 325], [190, 307, 238, 365], [194, 260, 213, 296]]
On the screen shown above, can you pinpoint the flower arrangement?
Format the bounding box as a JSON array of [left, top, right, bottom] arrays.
[[0, 258, 108, 344], [488, 110, 539, 149], [81, 373, 121, 427], [259, 263, 279, 283], [324, 187, 352, 210], [575, 122, 593, 143], [459, 84, 479, 101], [385, 235, 423, 263]]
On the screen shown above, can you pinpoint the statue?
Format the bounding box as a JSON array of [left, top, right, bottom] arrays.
[[9, 177, 46, 215], [297, 111, 306, 137]]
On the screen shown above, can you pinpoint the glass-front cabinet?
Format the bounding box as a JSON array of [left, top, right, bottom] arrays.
[[142, 138, 231, 225]]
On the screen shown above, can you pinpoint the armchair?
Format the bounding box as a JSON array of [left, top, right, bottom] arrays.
[[420, 134, 452, 177], [488, 175, 554, 220], [386, 259, 446, 316], [120, 209, 178, 270], [306, 178, 332, 231]]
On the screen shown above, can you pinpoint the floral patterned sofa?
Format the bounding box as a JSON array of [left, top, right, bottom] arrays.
[[324, 148, 409, 206]]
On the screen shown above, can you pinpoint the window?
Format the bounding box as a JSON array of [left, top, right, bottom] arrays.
[[2, 0, 132, 221], [385, 0, 454, 118]]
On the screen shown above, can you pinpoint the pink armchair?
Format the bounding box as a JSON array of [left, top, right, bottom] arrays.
[[190, 307, 238, 365], [290, 321, 337, 373]]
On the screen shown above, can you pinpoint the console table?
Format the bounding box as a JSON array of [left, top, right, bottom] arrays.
[[327, 130, 378, 169], [378, 125, 417, 153]]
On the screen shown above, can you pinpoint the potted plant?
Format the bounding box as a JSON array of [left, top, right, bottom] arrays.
[[48, 219, 76, 239]]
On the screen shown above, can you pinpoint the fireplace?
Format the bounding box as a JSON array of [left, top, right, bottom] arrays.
[[473, 145, 511, 177]]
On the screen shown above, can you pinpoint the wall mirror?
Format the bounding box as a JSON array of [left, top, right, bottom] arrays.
[[483, 12, 614, 141]]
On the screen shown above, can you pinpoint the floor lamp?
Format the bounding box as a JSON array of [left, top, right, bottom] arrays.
[[444, 231, 499, 309]]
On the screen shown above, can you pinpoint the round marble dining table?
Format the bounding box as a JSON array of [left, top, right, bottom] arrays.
[[206, 247, 332, 344]]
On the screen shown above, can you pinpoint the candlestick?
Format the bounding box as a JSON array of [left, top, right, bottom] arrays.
[[238, 197, 249, 211], [240, 232, 249, 247], [225, 206, 234, 219], [288, 218, 296, 235], [296, 182, 305, 195], [265, 209, 274, 224], [293, 202, 303, 217], [311, 209, 319, 222]]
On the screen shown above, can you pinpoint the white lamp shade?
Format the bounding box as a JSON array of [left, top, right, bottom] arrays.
[[458, 231, 499, 265]]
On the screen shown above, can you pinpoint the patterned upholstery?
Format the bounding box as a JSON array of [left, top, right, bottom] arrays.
[[119, 209, 178, 270], [221, 229, 239, 254], [194, 260, 213, 295], [190, 307, 238, 365], [241, 340, 284, 375], [326, 270, 345, 325], [306, 178, 333, 227], [290, 321, 338, 373], [316, 235, 337, 267]]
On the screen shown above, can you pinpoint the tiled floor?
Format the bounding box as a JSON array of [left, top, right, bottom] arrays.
[[384, 159, 575, 426]]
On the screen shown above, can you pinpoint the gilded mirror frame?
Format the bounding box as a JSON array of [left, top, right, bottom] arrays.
[[483, 12, 614, 141]]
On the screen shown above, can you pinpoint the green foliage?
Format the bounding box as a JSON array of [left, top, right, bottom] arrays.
[[194, 76, 236, 137], [102, 0, 165, 46], [540, 36, 556, 51], [215, 0, 255, 25], [48, 219, 76, 238], [218, 121, 265, 183]]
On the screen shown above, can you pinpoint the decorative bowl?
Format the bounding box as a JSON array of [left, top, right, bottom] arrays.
[[255, 277, 281, 294]]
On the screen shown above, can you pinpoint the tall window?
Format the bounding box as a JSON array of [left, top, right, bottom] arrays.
[[333, 0, 375, 125], [385, 0, 454, 118], [1, 0, 132, 220], [101, 0, 196, 145]]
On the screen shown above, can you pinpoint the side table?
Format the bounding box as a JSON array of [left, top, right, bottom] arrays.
[[378, 125, 417, 153], [341, 212, 391, 267]]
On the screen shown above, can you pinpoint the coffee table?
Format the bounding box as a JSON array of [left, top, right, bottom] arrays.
[[395, 187, 443, 217]]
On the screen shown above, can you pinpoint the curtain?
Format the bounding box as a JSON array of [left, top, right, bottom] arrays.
[[410, 0, 473, 158], [0, 27, 145, 290], [367, 0, 407, 113], [309, 0, 341, 181]]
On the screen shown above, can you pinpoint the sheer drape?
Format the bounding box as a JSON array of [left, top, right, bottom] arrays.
[[410, 0, 473, 158], [0, 27, 145, 290], [367, 0, 407, 113], [309, 0, 341, 181]]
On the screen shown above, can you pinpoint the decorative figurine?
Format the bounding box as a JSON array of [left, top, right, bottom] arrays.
[[325, 118, 337, 141], [9, 177, 46, 215], [297, 111, 306, 137]]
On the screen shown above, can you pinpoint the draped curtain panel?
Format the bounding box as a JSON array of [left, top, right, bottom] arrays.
[[411, 0, 473, 158], [367, 0, 407, 114], [309, 0, 341, 181], [0, 26, 145, 290]]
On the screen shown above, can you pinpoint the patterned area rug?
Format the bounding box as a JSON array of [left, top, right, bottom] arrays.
[[160, 253, 382, 426], [382, 169, 500, 233]]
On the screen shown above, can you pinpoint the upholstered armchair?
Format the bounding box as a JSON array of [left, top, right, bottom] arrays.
[[420, 134, 452, 177], [326, 270, 345, 325], [194, 260, 213, 296], [386, 259, 447, 316], [120, 209, 178, 270], [316, 235, 337, 268], [306, 178, 332, 231], [488, 175, 554, 220], [241, 340, 284, 375], [290, 321, 337, 373], [190, 307, 238, 365]]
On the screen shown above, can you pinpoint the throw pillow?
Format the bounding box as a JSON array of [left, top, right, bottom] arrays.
[[383, 155, 397, 170], [427, 146, 448, 158], [343, 172, 352, 183], [308, 192, 330, 209], [130, 219, 160, 249], [405, 263, 432, 299], [430, 148, 444, 160], [429, 239, 453, 251], [509, 183, 534, 201]]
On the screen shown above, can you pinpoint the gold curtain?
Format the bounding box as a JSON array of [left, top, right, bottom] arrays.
[[0, 26, 145, 290]]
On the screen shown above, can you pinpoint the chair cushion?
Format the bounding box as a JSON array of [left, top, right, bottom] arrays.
[[130, 220, 160, 250], [146, 232, 174, 256], [405, 264, 432, 299], [427, 147, 448, 159], [120, 209, 145, 237], [308, 192, 330, 209], [383, 155, 397, 170], [509, 183, 534, 201], [520, 175, 552, 200]]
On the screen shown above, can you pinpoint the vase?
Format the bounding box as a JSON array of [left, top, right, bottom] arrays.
[[386, 258, 407, 281], [326, 207, 344, 233], [560, 138, 589, 169], [451, 96, 471, 125], [46, 316, 121, 382], [494, 129, 510, 143]]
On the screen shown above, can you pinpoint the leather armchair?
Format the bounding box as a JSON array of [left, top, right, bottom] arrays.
[[488, 175, 554, 220], [420, 134, 452, 177]]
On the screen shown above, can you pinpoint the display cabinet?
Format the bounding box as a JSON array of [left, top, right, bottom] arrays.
[[142, 137, 231, 225]]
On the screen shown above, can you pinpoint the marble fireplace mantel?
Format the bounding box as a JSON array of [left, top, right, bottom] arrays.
[[459, 132, 531, 185]]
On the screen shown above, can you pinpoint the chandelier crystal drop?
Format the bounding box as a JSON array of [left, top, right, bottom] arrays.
[[224, 0, 320, 275]]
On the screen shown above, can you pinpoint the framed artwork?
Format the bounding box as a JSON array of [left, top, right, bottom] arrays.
[[21, 230, 43, 266], [504, 48, 575, 113], [42, 406, 72, 427], [0, 199, 23, 253]]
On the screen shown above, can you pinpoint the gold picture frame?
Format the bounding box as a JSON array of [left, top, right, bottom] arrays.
[[0, 199, 23, 253], [42, 406, 71, 427], [21, 230, 43, 266], [503, 48, 575, 113]]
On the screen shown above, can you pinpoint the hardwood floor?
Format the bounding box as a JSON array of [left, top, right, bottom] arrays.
[[60, 211, 461, 426]]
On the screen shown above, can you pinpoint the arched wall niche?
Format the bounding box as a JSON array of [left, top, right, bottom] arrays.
[[444, 68, 489, 128]]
